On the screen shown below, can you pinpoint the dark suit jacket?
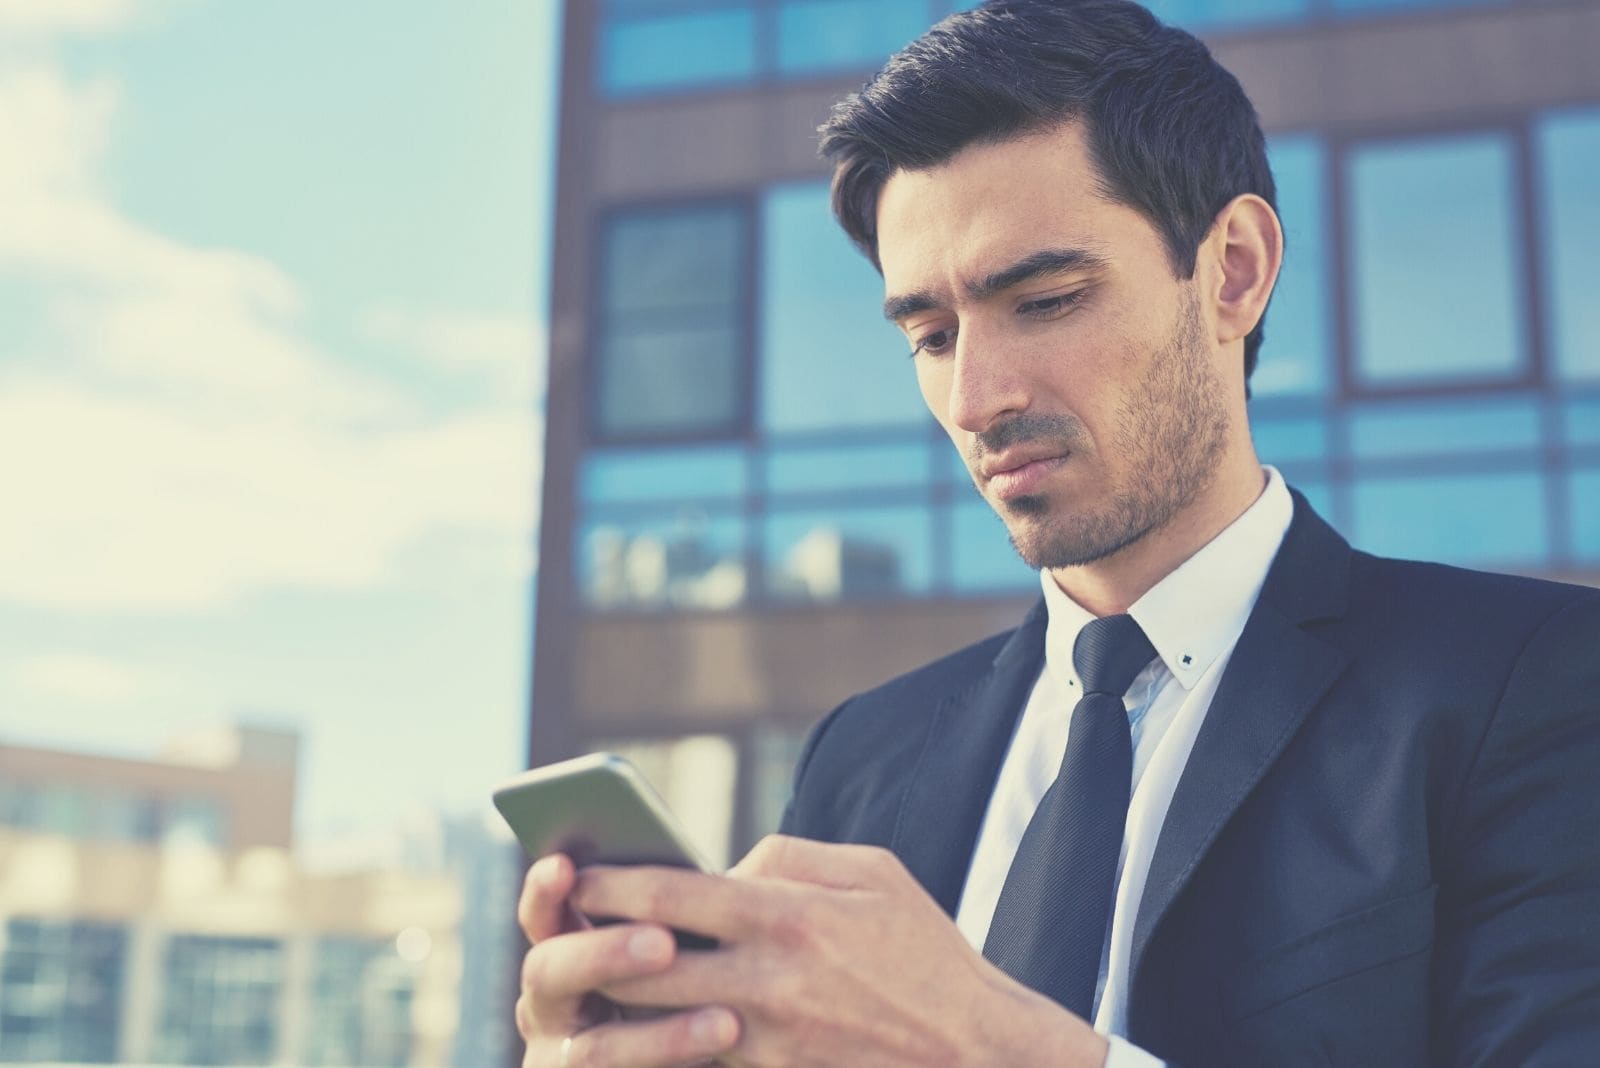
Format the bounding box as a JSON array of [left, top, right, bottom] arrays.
[[780, 492, 1600, 1066]]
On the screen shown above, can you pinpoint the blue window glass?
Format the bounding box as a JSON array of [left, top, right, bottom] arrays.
[[581, 511, 747, 610], [1288, 479, 1334, 522], [761, 183, 927, 432], [1347, 135, 1525, 387], [765, 440, 932, 496], [777, 0, 931, 74], [597, 204, 749, 440], [582, 445, 748, 505], [1252, 412, 1331, 465], [1563, 396, 1600, 448], [1537, 109, 1600, 382], [1145, 0, 1306, 33], [1256, 137, 1330, 397], [764, 506, 932, 600], [1347, 395, 1542, 461], [1333, 0, 1497, 17], [1352, 470, 1548, 567], [600, 8, 758, 96], [951, 498, 1036, 592], [1570, 467, 1600, 562]]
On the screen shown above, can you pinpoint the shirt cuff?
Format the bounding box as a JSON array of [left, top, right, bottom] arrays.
[[1104, 1034, 1167, 1068]]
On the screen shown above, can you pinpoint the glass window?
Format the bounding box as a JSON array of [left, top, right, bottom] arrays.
[[581, 510, 747, 610], [1348, 395, 1542, 461], [1255, 137, 1330, 397], [597, 205, 750, 440], [599, 8, 758, 96], [761, 183, 927, 432], [582, 444, 748, 505], [765, 440, 932, 496], [0, 919, 125, 1063], [950, 498, 1037, 593], [1563, 396, 1600, 448], [749, 725, 812, 843], [155, 935, 285, 1065], [305, 937, 415, 1067], [1288, 478, 1334, 523], [1332, 0, 1498, 17], [1146, 0, 1307, 34], [1352, 470, 1548, 567], [764, 505, 933, 600], [1347, 134, 1525, 387], [1537, 109, 1600, 382], [1252, 411, 1331, 465], [777, 0, 931, 74], [592, 735, 738, 869], [1570, 467, 1600, 563]]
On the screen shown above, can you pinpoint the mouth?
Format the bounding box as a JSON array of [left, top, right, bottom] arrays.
[[982, 452, 1069, 499]]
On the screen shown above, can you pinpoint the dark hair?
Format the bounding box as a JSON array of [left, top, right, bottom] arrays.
[[819, 0, 1277, 384]]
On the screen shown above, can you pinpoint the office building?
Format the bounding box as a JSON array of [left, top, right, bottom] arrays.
[[532, 0, 1600, 864], [0, 726, 460, 1065]]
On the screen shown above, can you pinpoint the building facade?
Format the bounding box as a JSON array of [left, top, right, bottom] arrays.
[[0, 727, 461, 1065], [532, 0, 1600, 864]]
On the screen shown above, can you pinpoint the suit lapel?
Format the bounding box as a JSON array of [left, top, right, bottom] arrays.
[[1128, 496, 1353, 994], [892, 599, 1048, 917]]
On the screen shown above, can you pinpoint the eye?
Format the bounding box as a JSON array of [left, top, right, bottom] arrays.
[[1018, 290, 1085, 318], [909, 326, 957, 358]]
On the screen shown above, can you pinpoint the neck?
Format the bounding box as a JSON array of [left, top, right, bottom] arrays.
[[1048, 459, 1268, 617]]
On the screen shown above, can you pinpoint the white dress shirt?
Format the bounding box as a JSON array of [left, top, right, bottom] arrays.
[[953, 467, 1294, 1068]]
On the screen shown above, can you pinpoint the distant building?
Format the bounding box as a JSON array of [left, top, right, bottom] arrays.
[[532, 0, 1600, 867], [0, 725, 460, 1066]]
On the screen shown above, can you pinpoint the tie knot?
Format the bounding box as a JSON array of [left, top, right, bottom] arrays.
[[1073, 613, 1156, 697]]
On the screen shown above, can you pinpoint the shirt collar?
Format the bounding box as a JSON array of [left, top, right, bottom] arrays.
[[1039, 466, 1295, 693]]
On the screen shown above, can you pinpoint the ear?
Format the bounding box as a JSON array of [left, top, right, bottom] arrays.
[[1207, 194, 1283, 346]]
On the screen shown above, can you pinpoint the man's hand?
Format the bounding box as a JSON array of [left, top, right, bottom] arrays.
[[569, 836, 1110, 1068], [515, 853, 742, 1067]]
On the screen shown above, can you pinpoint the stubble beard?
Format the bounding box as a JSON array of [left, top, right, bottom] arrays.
[[984, 291, 1232, 571]]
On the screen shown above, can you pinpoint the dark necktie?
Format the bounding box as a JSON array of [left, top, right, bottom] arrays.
[[982, 613, 1156, 1019]]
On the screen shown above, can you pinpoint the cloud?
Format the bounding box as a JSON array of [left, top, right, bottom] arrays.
[[358, 304, 547, 402], [0, 60, 542, 613], [12, 651, 150, 704]]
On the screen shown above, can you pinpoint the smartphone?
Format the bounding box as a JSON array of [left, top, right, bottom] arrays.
[[494, 752, 717, 949]]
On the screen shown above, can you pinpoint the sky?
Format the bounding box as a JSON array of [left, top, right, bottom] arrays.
[[0, 0, 560, 849]]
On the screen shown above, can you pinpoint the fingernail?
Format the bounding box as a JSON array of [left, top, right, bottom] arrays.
[[690, 1007, 734, 1045], [627, 927, 672, 963]]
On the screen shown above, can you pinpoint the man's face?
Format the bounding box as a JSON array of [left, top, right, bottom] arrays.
[[875, 122, 1239, 571]]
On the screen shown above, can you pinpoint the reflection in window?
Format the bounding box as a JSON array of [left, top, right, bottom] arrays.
[[581, 510, 747, 610], [0, 919, 125, 1063], [1348, 396, 1541, 460], [156, 935, 285, 1065], [596, 205, 749, 440], [1257, 137, 1330, 397], [777, 0, 930, 74], [593, 735, 738, 870], [950, 498, 1037, 592], [582, 444, 748, 506], [761, 183, 925, 432], [1352, 470, 1548, 567], [1537, 109, 1600, 381], [599, 8, 758, 96], [1347, 134, 1525, 387], [764, 506, 932, 601]]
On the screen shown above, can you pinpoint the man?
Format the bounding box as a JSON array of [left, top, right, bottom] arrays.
[[516, 1, 1600, 1064]]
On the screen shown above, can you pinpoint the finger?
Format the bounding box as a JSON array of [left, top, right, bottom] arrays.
[[520, 854, 577, 943], [600, 945, 741, 1010], [730, 835, 904, 889], [573, 867, 765, 941], [547, 1006, 739, 1068], [523, 924, 678, 1032]]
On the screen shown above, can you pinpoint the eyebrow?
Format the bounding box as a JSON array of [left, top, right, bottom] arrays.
[[882, 247, 1110, 323]]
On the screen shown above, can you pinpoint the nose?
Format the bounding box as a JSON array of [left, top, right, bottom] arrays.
[[947, 322, 1030, 434]]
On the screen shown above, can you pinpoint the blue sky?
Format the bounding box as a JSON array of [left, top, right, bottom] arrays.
[[0, 0, 560, 849]]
